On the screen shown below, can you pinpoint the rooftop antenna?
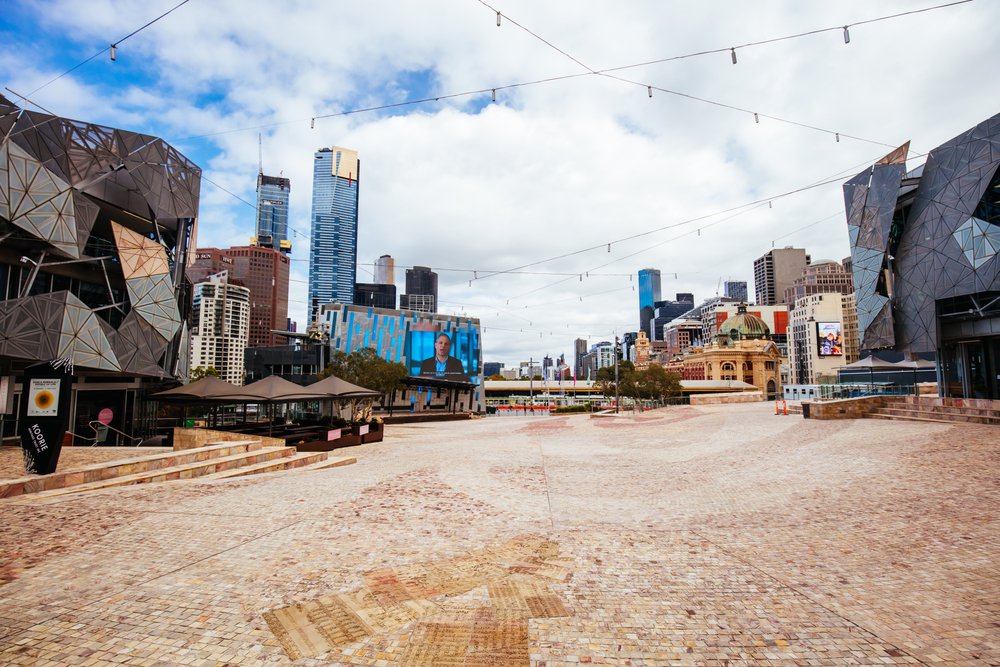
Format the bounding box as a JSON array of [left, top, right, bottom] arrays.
[[258, 133, 263, 175]]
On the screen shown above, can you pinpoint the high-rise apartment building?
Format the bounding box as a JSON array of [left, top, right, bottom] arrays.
[[190, 245, 290, 347], [189, 276, 251, 385], [375, 254, 395, 285], [723, 280, 748, 302], [308, 146, 359, 323], [402, 266, 438, 313], [753, 247, 810, 306], [255, 173, 291, 254]]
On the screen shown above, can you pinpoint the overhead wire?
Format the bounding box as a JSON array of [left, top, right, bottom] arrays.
[[27, 0, 194, 97]]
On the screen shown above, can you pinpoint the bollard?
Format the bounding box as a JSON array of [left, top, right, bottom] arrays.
[[775, 400, 780, 415], [782, 400, 788, 416]]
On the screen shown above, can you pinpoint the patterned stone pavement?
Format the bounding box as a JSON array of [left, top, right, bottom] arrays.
[[0, 404, 997, 666]]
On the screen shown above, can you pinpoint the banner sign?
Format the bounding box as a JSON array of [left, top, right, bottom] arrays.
[[18, 360, 75, 475]]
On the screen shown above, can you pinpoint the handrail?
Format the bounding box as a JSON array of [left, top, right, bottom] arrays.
[[67, 420, 143, 447]]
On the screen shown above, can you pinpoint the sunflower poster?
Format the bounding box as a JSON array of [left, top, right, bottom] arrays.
[[27, 379, 61, 417]]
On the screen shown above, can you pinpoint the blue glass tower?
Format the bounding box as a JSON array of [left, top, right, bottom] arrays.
[[638, 268, 661, 333], [308, 146, 359, 323], [638, 268, 662, 310], [255, 173, 291, 253]]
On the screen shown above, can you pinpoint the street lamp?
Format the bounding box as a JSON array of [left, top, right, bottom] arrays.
[[614, 336, 620, 414]]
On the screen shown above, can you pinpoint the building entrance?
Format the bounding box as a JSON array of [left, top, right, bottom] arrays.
[[940, 337, 1000, 400]]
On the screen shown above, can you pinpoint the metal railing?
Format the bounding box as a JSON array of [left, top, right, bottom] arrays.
[[68, 420, 143, 447], [809, 383, 917, 401]]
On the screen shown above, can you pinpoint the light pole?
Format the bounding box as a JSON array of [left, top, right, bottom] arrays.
[[614, 336, 620, 414], [529, 356, 534, 415]]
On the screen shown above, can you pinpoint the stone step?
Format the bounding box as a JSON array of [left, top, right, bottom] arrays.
[[294, 455, 358, 474], [865, 408, 1000, 425], [19, 446, 296, 500], [893, 402, 1000, 419], [865, 412, 958, 425], [205, 451, 331, 479], [0, 440, 264, 499]]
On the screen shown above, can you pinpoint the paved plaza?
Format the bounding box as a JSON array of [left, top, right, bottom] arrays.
[[0, 403, 997, 666]]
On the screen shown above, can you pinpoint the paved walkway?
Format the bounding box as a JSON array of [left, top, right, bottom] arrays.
[[0, 404, 997, 666]]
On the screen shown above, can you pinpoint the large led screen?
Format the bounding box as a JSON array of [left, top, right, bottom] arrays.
[[408, 327, 480, 384], [817, 322, 843, 357]]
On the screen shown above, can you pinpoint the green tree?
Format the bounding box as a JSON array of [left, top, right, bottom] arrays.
[[634, 365, 682, 403], [487, 374, 506, 381], [595, 360, 636, 399], [190, 365, 218, 381], [317, 348, 408, 417]]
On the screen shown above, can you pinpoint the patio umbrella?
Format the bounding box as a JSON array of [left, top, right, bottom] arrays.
[[149, 376, 244, 401], [219, 375, 323, 402], [894, 358, 937, 387], [306, 375, 380, 398], [838, 356, 900, 384], [306, 376, 380, 421]]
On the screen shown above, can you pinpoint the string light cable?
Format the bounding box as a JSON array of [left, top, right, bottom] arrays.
[[171, 1, 971, 147], [27, 0, 195, 97]]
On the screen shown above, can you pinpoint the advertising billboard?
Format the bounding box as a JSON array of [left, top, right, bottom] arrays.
[[816, 322, 843, 356], [408, 328, 479, 383]]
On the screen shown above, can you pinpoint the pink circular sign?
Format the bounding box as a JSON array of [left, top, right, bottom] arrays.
[[97, 408, 114, 425]]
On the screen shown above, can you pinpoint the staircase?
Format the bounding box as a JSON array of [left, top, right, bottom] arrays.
[[0, 440, 356, 501], [863, 396, 1000, 425]]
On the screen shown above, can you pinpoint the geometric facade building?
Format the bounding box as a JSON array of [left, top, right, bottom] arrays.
[[844, 114, 1000, 399], [0, 93, 200, 442], [308, 146, 359, 324]]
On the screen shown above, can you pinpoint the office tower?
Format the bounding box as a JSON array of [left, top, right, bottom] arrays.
[[753, 246, 811, 306], [402, 266, 438, 313], [354, 283, 397, 309], [308, 146, 360, 323], [649, 293, 695, 341], [375, 254, 395, 285], [255, 173, 291, 253], [483, 362, 504, 377], [192, 245, 291, 348], [638, 268, 662, 332], [574, 338, 588, 379], [723, 280, 748, 302], [190, 276, 251, 385], [399, 293, 435, 313], [783, 260, 855, 307]]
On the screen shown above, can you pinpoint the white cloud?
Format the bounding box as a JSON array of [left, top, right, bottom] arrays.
[[2, 0, 997, 366]]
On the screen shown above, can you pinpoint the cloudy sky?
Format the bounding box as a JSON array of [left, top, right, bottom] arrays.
[[1, 0, 996, 366]]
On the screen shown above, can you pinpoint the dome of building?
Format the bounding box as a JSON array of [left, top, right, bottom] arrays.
[[718, 304, 770, 342]]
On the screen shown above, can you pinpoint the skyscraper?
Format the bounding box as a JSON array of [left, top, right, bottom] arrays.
[[190, 245, 291, 347], [723, 280, 748, 302], [753, 247, 810, 306], [401, 266, 438, 313], [638, 268, 662, 333], [255, 173, 291, 254], [375, 254, 395, 285], [308, 146, 360, 323]]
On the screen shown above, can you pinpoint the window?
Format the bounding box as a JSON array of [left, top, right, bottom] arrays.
[[721, 362, 737, 381]]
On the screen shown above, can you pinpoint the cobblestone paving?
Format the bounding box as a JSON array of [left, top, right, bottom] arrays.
[[0, 404, 997, 666]]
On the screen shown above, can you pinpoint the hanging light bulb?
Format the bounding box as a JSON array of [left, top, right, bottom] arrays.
[[769, 200, 773, 209], [110, 44, 117, 61], [754, 113, 759, 124], [730, 48, 737, 64], [607, 243, 611, 252], [647, 86, 652, 98], [579, 274, 582, 282], [843, 26, 850, 44], [496, 11, 501, 26], [835, 132, 840, 143], [310, 118, 315, 129], [491, 89, 496, 102]]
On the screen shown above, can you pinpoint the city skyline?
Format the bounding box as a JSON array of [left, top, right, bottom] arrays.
[[1, 1, 995, 366]]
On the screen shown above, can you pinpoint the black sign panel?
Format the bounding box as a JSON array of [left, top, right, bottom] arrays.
[[17, 360, 75, 475]]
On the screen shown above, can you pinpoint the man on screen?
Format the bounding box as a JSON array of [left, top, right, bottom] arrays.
[[419, 332, 467, 381]]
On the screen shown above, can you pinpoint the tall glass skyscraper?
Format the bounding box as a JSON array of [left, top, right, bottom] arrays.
[[308, 146, 359, 323], [638, 268, 662, 309], [255, 174, 291, 253]]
